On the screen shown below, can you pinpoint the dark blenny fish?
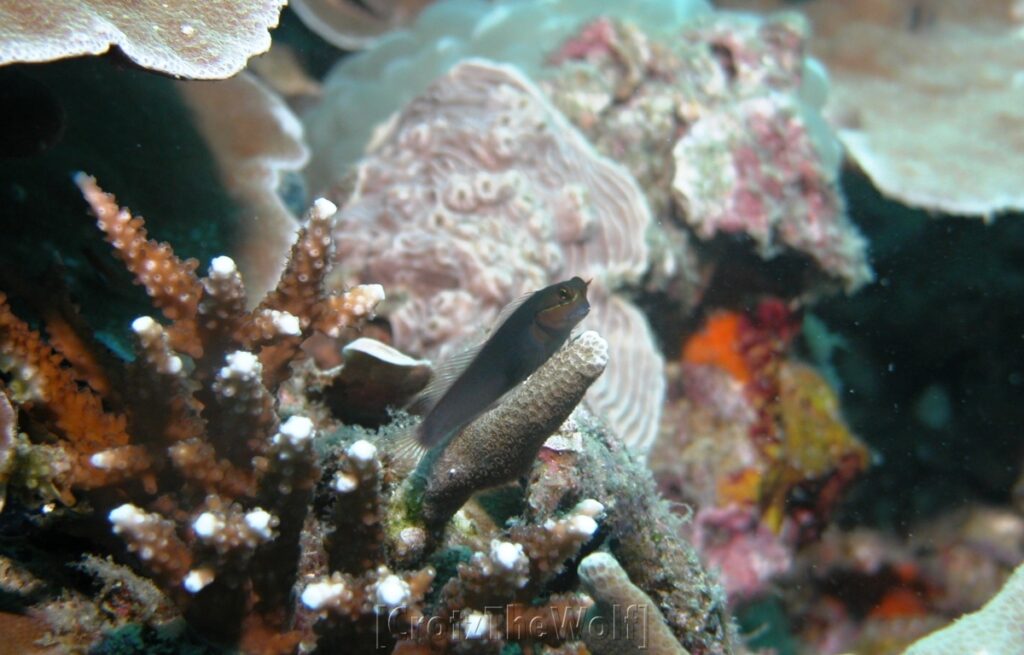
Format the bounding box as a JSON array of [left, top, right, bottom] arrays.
[[414, 276, 591, 449]]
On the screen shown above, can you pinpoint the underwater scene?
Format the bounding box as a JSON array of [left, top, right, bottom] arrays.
[[0, 0, 1022, 653]]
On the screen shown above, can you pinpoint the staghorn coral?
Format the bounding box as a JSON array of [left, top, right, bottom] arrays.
[[329, 58, 664, 453], [323, 439, 387, 574], [0, 175, 735, 654], [0, 177, 384, 651], [0, 1, 285, 79]]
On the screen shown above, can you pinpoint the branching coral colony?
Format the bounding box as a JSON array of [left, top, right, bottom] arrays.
[[0, 177, 734, 654]]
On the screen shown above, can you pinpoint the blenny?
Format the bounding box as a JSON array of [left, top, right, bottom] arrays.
[[406, 276, 591, 454]]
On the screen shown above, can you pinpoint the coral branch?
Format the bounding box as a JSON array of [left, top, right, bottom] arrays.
[[0, 292, 131, 477], [416, 331, 608, 532], [75, 173, 203, 356], [578, 552, 691, 655]]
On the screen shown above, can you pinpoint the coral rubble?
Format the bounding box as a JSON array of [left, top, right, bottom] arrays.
[[0, 0, 286, 79]]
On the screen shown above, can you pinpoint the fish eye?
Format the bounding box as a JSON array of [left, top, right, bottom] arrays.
[[558, 286, 570, 300]]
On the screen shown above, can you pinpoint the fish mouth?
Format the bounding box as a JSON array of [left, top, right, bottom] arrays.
[[570, 302, 591, 322]]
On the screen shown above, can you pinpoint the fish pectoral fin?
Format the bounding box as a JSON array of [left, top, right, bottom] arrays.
[[382, 421, 429, 475], [407, 344, 479, 414]]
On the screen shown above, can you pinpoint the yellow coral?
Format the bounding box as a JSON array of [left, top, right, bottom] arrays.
[[761, 362, 868, 531]]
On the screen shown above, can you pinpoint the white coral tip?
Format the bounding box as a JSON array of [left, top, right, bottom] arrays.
[[312, 198, 338, 219], [130, 316, 158, 336], [192, 512, 223, 539], [301, 580, 346, 610], [209, 256, 237, 278], [271, 310, 301, 336], [223, 351, 260, 377], [244, 509, 275, 540], [491, 540, 527, 571], [574, 498, 605, 518], [108, 504, 147, 529], [347, 439, 377, 463], [362, 283, 385, 303], [375, 574, 411, 609], [569, 514, 598, 537], [332, 472, 358, 493], [279, 415, 315, 445], [90, 450, 117, 470], [183, 568, 215, 593]]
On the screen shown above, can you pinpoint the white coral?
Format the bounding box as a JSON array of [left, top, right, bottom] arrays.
[[902, 562, 1024, 655]]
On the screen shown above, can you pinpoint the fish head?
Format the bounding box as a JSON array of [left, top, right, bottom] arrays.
[[535, 276, 590, 332]]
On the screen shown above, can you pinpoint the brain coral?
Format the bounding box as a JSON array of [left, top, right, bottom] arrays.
[[329, 59, 664, 452]]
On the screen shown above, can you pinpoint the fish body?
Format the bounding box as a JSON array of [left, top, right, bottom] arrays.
[[415, 276, 590, 448]]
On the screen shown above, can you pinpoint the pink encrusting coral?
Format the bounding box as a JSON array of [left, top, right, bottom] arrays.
[[693, 504, 793, 601], [545, 12, 872, 292], [672, 93, 869, 290], [0, 0, 286, 79], [722, 0, 1024, 217], [328, 59, 665, 452]]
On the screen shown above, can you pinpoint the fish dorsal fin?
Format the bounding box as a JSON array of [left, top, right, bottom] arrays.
[[407, 289, 535, 415], [490, 288, 534, 333]]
